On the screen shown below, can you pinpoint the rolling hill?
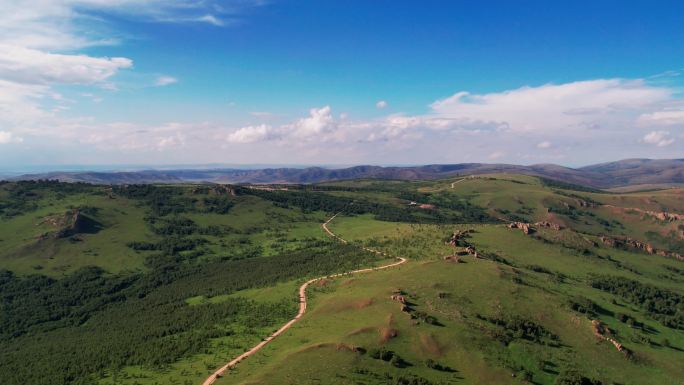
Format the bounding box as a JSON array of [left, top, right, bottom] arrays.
[[9, 158, 684, 189]]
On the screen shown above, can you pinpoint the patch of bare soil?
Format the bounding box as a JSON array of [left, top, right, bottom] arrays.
[[379, 327, 399, 343], [419, 333, 443, 356], [346, 326, 376, 337]]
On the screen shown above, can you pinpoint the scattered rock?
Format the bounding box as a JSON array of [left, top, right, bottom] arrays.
[[390, 294, 407, 304], [592, 320, 631, 357], [598, 235, 680, 259], [535, 221, 563, 230], [508, 222, 535, 234]]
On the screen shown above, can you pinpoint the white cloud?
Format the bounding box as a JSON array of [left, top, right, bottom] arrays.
[[0, 1, 260, 51], [227, 124, 273, 143], [642, 130, 675, 147], [0, 131, 22, 144], [638, 108, 684, 126], [154, 76, 178, 86], [430, 79, 671, 133], [376, 100, 388, 109], [195, 14, 224, 26], [157, 132, 186, 149], [288, 106, 336, 139], [0, 44, 132, 85], [0, 0, 259, 154], [537, 141, 552, 149]]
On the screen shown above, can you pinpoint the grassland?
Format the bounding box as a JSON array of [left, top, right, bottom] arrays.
[[0, 176, 682, 385], [217, 213, 683, 385]]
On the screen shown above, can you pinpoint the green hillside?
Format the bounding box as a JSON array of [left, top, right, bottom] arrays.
[[0, 177, 682, 385]]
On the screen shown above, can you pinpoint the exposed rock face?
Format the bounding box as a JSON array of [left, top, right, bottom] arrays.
[[390, 294, 407, 304], [575, 198, 597, 208], [591, 320, 630, 357], [600, 235, 684, 261], [40, 209, 87, 239], [653, 211, 683, 221], [603, 204, 683, 222], [600, 236, 653, 253], [464, 246, 479, 258], [509, 222, 535, 235], [535, 221, 563, 230], [54, 209, 86, 238], [591, 319, 606, 338], [600, 236, 616, 247], [446, 230, 472, 247]]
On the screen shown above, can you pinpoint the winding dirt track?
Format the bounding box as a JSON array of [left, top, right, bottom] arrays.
[[201, 213, 407, 385]]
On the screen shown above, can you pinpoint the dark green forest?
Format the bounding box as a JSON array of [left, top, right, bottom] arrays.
[[0, 241, 378, 385]]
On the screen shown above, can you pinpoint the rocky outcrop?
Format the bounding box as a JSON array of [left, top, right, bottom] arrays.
[[446, 230, 473, 247], [600, 236, 684, 261], [534, 221, 563, 230], [600, 236, 652, 253], [390, 294, 407, 304], [591, 320, 630, 357], [464, 246, 479, 258], [652, 211, 683, 221], [575, 198, 597, 208], [40, 209, 88, 239], [508, 222, 535, 235], [54, 209, 86, 238], [603, 204, 683, 222]]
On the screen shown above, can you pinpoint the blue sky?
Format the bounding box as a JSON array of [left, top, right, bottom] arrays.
[[0, 0, 683, 169]]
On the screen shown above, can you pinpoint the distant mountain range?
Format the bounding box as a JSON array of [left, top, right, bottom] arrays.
[[7, 158, 684, 189]]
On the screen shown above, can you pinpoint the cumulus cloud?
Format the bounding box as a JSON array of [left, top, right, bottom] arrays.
[[154, 76, 178, 86], [288, 106, 336, 139], [376, 100, 388, 109], [216, 78, 683, 164], [642, 131, 675, 147], [226, 106, 339, 144], [227, 124, 273, 143]]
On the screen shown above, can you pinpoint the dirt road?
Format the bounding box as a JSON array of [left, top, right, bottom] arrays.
[[201, 213, 407, 385], [450, 178, 465, 188], [451, 176, 477, 188]]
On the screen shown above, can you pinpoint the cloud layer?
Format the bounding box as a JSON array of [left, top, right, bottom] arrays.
[[0, 1, 681, 165]]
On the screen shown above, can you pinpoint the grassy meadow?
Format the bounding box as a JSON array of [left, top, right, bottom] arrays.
[[0, 177, 682, 385]]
